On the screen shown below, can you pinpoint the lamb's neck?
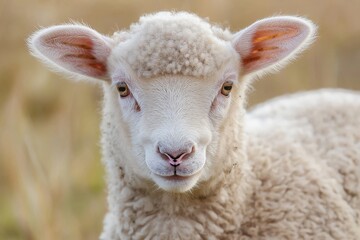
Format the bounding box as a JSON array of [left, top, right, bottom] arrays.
[[107, 172, 253, 239]]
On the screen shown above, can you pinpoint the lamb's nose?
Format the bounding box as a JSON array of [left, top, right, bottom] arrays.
[[157, 144, 195, 167]]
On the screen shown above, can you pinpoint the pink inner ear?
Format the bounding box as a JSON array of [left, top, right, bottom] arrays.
[[241, 25, 303, 73], [42, 33, 107, 78]]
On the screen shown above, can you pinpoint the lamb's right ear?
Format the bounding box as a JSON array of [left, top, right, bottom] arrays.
[[28, 24, 114, 81]]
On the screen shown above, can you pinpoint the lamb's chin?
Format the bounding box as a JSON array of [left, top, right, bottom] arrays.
[[152, 172, 201, 193]]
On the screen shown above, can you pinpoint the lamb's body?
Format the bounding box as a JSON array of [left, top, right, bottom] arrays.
[[99, 88, 360, 239], [246, 89, 360, 239], [28, 11, 360, 240]]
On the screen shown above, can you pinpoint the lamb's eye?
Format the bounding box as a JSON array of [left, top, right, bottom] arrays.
[[221, 81, 233, 96], [116, 82, 130, 97]]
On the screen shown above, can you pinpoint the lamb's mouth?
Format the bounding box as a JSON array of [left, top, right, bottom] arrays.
[[152, 171, 202, 192], [152, 166, 202, 179], [160, 175, 192, 181], [154, 171, 201, 182]]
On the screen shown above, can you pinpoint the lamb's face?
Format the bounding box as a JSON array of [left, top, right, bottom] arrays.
[[28, 11, 316, 193], [110, 67, 239, 192]]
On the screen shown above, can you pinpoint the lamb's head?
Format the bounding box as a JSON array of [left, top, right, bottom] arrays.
[[28, 12, 316, 193]]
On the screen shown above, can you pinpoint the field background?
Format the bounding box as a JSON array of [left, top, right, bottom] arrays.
[[0, 0, 359, 239]]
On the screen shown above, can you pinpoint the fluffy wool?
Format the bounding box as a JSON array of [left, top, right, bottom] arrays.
[[245, 89, 360, 239], [27, 11, 360, 240], [112, 12, 233, 78]]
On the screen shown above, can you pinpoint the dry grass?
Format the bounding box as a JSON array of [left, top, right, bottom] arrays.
[[0, 0, 359, 239]]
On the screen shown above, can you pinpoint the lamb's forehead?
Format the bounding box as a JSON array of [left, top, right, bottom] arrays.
[[111, 12, 235, 79]]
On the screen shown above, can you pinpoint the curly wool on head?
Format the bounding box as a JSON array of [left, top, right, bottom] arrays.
[[112, 12, 234, 78]]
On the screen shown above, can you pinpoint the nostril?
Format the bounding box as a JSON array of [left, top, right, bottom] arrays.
[[157, 146, 169, 161]]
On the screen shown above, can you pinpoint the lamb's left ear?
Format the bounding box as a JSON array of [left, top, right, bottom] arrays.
[[232, 16, 316, 76], [28, 24, 114, 81]]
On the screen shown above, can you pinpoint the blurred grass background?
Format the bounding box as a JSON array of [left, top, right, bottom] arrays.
[[0, 0, 359, 239]]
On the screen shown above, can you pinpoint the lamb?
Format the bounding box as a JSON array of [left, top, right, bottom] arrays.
[[28, 11, 360, 239]]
